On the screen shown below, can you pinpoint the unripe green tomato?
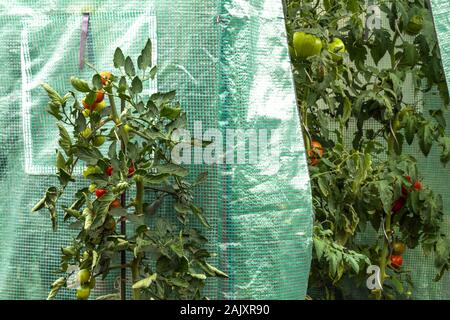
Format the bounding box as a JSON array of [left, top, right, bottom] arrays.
[[76, 286, 91, 300], [82, 166, 101, 178], [124, 124, 131, 133], [81, 127, 92, 139], [78, 269, 91, 285], [327, 37, 346, 61], [88, 183, 97, 193], [406, 15, 424, 35], [293, 32, 323, 60], [82, 109, 90, 118], [82, 251, 90, 260], [393, 241, 406, 255], [61, 246, 76, 256], [94, 100, 106, 113], [93, 135, 106, 147]]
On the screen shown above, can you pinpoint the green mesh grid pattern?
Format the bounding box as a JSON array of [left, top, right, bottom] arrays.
[[0, 0, 313, 300], [366, 1, 450, 299], [348, 1, 450, 299], [308, 1, 450, 299], [414, 0, 450, 299]]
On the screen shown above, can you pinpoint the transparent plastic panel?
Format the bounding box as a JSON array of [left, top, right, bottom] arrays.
[[0, 0, 313, 299]]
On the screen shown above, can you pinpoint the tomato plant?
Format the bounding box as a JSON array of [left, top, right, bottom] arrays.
[[33, 39, 227, 300], [285, 0, 450, 299]]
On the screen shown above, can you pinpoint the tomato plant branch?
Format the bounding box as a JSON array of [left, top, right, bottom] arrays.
[[108, 94, 121, 125], [130, 257, 142, 300], [134, 176, 144, 216], [379, 212, 392, 299]]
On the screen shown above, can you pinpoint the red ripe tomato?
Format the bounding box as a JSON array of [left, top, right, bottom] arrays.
[[105, 165, 113, 176], [100, 71, 111, 85], [401, 185, 408, 196], [405, 176, 412, 183], [110, 199, 121, 209], [413, 181, 423, 191], [128, 165, 135, 177], [82, 98, 97, 110], [392, 197, 406, 214], [95, 91, 105, 103], [307, 140, 324, 167], [95, 188, 107, 198], [390, 255, 403, 268]]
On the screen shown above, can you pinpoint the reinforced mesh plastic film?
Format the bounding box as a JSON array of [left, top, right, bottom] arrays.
[[341, 1, 450, 300], [334, 1, 450, 300], [0, 0, 313, 299], [412, 0, 450, 300]]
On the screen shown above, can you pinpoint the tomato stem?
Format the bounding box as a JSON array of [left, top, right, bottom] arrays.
[[135, 176, 144, 216], [379, 212, 392, 299], [131, 258, 141, 300], [119, 97, 127, 301], [108, 94, 120, 125]]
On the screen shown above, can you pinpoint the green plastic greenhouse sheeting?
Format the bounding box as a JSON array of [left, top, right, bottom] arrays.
[[409, 0, 450, 300], [0, 0, 313, 299], [431, 1, 450, 87]]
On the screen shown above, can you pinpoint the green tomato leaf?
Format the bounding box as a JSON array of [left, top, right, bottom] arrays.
[[203, 262, 228, 278], [96, 293, 120, 300], [70, 77, 91, 92], [144, 173, 170, 184], [370, 29, 391, 65], [418, 123, 433, 156], [160, 106, 181, 120], [149, 65, 158, 79], [118, 76, 128, 93], [190, 204, 210, 228], [56, 123, 72, 155], [75, 146, 102, 165], [313, 236, 326, 260], [404, 115, 416, 145], [141, 38, 152, 70], [42, 83, 63, 105], [192, 172, 208, 186], [189, 273, 207, 280], [151, 91, 176, 108], [56, 150, 66, 170], [137, 55, 144, 70], [438, 136, 450, 165], [113, 47, 125, 68], [132, 273, 157, 289], [92, 74, 103, 90], [47, 277, 66, 300], [170, 241, 184, 258], [125, 56, 136, 78], [131, 76, 143, 94], [155, 164, 188, 177]]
